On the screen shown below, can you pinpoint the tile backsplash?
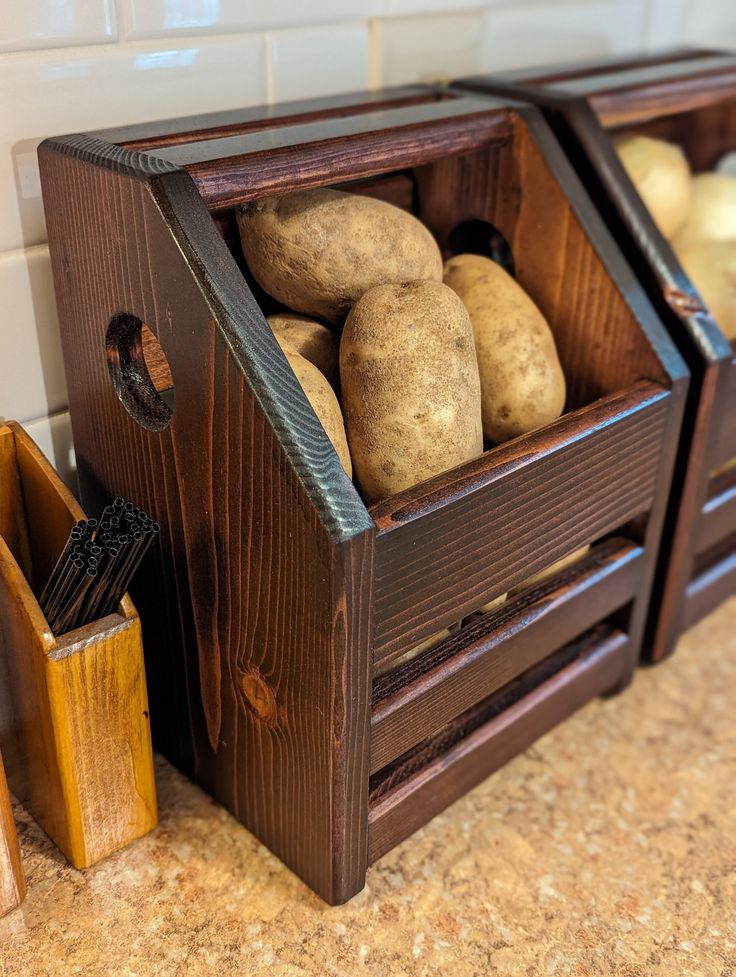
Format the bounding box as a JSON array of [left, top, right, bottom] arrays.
[[0, 0, 731, 489]]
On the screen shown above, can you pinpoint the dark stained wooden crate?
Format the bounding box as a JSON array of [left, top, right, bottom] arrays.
[[38, 86, 686, 903], [457, 51, 736, 661]]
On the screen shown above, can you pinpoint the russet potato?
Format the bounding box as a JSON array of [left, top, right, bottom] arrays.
[[615, 135, 691, 241], [443, 254, 566, 443], [267, 312, 339, 388], [239, 189, 443, 325], [286, 353, 352, 478], [675, 239, 736, 340], [340, 280, 483, 503]]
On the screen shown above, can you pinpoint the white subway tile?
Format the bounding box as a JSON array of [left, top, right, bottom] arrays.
[[121, 0, 382, 39], [0, 245, 66, 424], [679, 0, 736, 46], [0, 0, 116, 52], [481, 0, 649, 73], [20, 411, 78, 494], [643, 0, 689, 50], [377, 11, 486, 86], [384, 0, 488, 12], [267, 23, 371, 102], [0, 35, 267, 253]]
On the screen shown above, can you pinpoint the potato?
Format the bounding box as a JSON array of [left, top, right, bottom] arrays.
[[615, 135, 691, 240], [673, 172, 736, 250], [675, 239, 736, 339], [443, 254, 565, 443], [286, 353, 352, 478], [267, 312, 339, 388], [509, 545, 590, 597], [238, 190, 443, 325], [375, 629, 450, 677], [340, 281, 483, 503]]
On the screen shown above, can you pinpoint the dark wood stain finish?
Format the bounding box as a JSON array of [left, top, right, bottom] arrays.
[[458, 51, 736, 660], [39, 86, 685, 902]]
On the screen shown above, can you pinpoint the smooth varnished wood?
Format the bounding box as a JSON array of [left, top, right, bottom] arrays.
[[0, 423, 156, 869], [39, 86, 686, 901], [0, 752, 25, 918], [457, 51, 735, 659]]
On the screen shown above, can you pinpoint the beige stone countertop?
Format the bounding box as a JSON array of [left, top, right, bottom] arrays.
[[1, 598, 735, 977]]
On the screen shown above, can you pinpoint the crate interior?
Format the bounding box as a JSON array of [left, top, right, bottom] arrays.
[[154, 98, 671, 678], [210, 111, 668, 426], [112, 96, 671, 705]]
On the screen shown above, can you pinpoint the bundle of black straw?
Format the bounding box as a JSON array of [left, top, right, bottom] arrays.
[[39, 498, 159, 636]]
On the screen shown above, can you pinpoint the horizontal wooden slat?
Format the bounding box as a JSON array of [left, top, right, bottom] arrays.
[[713, 355, 736, 469], [109, 88, 443, 151], [370, 539, 642, 773], [368, 629, 629, 864], [147, 98, 511, 209], [696, 479, 736, 556], [371, 381, 668, 664], [682, 549, 736, 633]]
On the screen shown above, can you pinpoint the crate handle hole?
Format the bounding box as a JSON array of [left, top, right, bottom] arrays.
[[447, 219, 515, 277], [106, 313, 175, 432]]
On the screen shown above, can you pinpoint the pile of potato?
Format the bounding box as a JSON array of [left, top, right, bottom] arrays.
[[238, 188, 566, 504], [616, 134, 736, 339]]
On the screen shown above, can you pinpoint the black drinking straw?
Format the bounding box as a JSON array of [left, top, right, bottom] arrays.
[[38, 499, 156, 635]]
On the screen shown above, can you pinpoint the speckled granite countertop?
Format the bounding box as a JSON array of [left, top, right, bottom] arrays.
[[1, 599, 735, 977]]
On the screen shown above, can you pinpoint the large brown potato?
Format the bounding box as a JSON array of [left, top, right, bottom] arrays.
[[238, 190, 443, 325], [286, 353, 352, 478], [615, 135, 691, 241], [672, 172, 736, 250], [443, 254, 566, 443], [340, 281, 483, 503], [509, 545, 590, 596], [675, 239, 736, 340], [267, 312, 339, 388]]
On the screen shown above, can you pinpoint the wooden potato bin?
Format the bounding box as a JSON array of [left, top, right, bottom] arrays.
[[39, 88, 686, 903], [459, 51, 736, 661]]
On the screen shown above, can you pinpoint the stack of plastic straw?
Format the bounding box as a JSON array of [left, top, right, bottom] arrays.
[[38, 498, 159, 635]]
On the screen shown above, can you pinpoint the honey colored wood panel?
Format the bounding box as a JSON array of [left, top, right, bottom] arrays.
[[371, 383, 668, 663], [0, 424, 155, 869], [368, 629, 630, 864], [0, 427, 33, 584], [0, 752, 25, 918], [39, 137, 374, 904]]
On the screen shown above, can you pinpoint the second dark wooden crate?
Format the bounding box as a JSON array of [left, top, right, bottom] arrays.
[[39, 86, 686, 902], [458, 50, 736, 661]]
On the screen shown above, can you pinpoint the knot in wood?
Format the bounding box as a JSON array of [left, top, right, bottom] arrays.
[[241, 670, 277, 723]]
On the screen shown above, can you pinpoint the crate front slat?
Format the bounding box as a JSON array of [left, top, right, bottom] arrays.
[[368, 628, 629, 864], [713, 354, 736, 469], [372, 381, 668, 666], [371, 539, 642, 774]]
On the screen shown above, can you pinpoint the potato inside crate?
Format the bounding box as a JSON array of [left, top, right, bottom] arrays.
[[213, 116, 668, 446], [199, 102, 672, 676]]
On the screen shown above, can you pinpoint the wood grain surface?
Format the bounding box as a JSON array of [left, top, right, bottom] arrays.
[[0, 752, 25, 918], [39, 87, 687, 901], [456, 53, 734, 660], [368, 628, 630, 863], [39, 135, 373, 904], [0, 423, 156, 869]]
